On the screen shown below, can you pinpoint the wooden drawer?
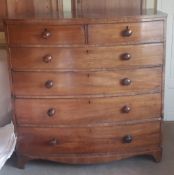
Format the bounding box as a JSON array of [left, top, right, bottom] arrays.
[[7, 24, 85, 45], [88, 21, 164, 45], [10, 44, 163, 70], [15, 94, 161, 126], [16, 122, 161, 155], [12, 68, 162, 97]]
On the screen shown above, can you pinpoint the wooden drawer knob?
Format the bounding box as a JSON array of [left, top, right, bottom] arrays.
[[45, 80, 54, 89], [42, 28, 51, 39], [43, 55, 53, 63], [49, 138, 58, 146], [122, 106, 131, 113], [123, 135, 133, 144], [47, 108, 56, 117], [121, 53, 132, 60], [122, 26, 133, 37], [121, 78, 132, 86]]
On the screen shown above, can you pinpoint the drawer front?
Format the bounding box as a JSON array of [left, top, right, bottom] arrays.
[[88, 21, 164, 45], [17, 122, 161, 154], [13, 68, 162, 96], [7, 24, 85, 45], [10, 44, 163, 70], [15, 94, 161, 126]]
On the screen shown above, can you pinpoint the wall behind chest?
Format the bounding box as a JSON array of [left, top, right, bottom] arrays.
[[158, 0, 174, 121]]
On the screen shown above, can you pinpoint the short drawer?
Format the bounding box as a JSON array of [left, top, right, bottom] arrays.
[[7, 24, 85, 45], [88, 21, 164, 45], [15, 94, 161, 126], [12, 68, 162, 96], [16, 122, 161, 155], [10, 44, 163, 70]]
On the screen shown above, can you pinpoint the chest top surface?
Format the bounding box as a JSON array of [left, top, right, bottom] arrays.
[[4, 9, 167, 25]]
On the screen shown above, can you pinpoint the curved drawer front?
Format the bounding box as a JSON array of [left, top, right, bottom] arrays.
[[88, 21, 164, 45], [7, 24, 85, 45], [17, 122, 161, 155], [12, 68, 162, 96], [15, 94, 161, 126], [10, 44, 163, 70]]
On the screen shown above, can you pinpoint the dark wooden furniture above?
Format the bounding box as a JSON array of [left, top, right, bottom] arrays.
[[0, 0, 148, 31], [4, 5, 166, 169], [73, 0, 146, 14], [0, 0, 63, 31]]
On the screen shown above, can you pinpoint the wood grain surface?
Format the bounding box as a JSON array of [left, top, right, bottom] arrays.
[[7, 24, 85, 45], [88, 21, 164, 45], [12, 68, 162, 97], [10, 44, 163, 70], [15, 93, 162, 126], [16, 121, 161, 155]]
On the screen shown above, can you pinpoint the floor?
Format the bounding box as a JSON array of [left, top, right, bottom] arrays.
[[1, 122, 174, 175]]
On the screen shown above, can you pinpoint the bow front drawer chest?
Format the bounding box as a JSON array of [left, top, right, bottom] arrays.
[[4, 10, 166, 168]]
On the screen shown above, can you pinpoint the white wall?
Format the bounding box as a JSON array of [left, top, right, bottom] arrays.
[[63, 0, 71, 11], [158, 0, 174, 121], [146, 0, 155, 8]]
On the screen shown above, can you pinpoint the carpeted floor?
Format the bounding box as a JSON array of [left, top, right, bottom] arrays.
[[1, 122, 174, 175]]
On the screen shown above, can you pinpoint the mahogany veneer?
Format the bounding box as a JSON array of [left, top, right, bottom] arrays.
[[12, 68, 162, 96], [88, 21, 164, 45], [15, 94, 161, 126], [10, 44, 163, 70], [8, 24, 85, 45], [17, 121, 161, 154], [4, 9, 166, 168]]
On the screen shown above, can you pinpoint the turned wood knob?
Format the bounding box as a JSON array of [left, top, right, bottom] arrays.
[[45, 80, 54, 89], [122, 106, 131, 113], [42, 29, 51, 39], [121, 78, 132, 86], [49, 138, 58, 146], [122, 26, 133, 37], [123, 135, 133, 144], [43, 55, 53, 63], [121, 53, 132, 60], [47, 108, 56, 117]]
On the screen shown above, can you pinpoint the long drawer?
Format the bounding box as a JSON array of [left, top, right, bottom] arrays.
[[12, 68, 162, 96], [17, 122, 161, 155], [10, 44, 163, 70], [15, 93, 161, 126], [88, 21, 164, 45], [7, 24, 85, 45]]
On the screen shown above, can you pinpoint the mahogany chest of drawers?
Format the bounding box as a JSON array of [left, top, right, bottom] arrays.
[[4, 10, 166, 168]]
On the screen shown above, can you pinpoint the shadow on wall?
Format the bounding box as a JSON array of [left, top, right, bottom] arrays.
[[0, 49, 11, 127]]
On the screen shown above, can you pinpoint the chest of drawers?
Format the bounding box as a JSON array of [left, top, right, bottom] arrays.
[[4, 10, 166, 168]]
